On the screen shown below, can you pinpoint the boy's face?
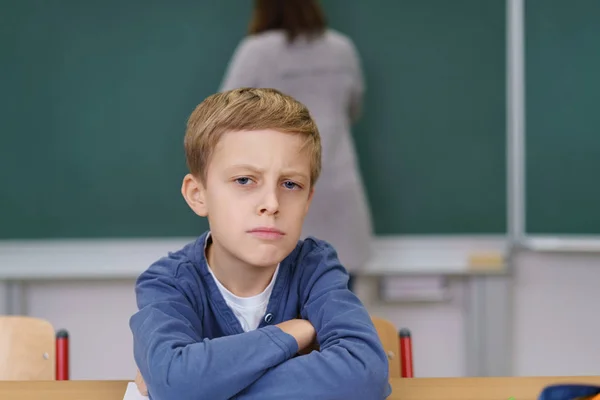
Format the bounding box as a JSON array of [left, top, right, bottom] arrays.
[[183, 129, 314, 269]]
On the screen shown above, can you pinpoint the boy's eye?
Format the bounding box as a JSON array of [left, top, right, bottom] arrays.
[[235, 177, 252, 185], [283, 181, 299, 190]]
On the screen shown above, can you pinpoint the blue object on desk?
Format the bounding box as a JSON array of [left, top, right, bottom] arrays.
[[538, 384, 600, 400]]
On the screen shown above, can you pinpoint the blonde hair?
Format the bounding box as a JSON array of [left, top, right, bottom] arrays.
[[184, 88, 322, 186]]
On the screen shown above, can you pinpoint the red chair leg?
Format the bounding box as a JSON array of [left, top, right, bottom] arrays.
[[56, 329, 69, 380], [399, 328, 413, 378]]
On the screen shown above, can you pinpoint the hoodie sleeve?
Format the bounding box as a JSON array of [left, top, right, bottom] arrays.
[[129, 262, 298, 400], [233, 241, 392, 400]]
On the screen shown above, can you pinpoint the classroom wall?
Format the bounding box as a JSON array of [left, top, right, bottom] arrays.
[[17, 251, 600, 379], [512, 252, 600, 376], [3, 0, 599, 382], [354, 276, 467, 378], [26, 280, 138, 380]]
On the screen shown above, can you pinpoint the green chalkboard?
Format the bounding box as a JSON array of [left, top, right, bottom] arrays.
[[0, 0, 250, 239], [0, 0, 506, 239], [325, 0, 507, 234], [525, 0, 600, 234]]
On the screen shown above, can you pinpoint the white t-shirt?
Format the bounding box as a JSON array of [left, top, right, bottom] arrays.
[[205, 233, 279, 332]]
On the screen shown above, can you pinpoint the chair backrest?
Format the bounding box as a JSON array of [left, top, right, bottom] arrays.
[[371, 316, 401, 378], [0, 316, 56, 380]]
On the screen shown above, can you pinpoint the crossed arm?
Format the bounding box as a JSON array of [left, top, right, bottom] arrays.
[[134, 319, 317, 397], [130, 249, 390, 399]]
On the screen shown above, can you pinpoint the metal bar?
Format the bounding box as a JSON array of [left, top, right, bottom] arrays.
[[507, 0, 526, 247], [463, 0, 525, 378], [0, 281, 7, 315], [464, 276, 485, 376], [5, 281, 27, 315], [481, 276, 515, 376]]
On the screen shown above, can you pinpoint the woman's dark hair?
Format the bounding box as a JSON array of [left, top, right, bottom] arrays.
[[249, 0, 327, 42]]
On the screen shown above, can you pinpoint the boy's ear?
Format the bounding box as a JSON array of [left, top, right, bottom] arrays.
[[181, 174, 208, 217]]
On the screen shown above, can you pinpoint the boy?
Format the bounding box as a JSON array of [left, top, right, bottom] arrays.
[[130, 88, 391, 399]]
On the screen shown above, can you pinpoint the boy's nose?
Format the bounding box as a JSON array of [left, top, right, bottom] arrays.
[[258, 189, 279, 215]]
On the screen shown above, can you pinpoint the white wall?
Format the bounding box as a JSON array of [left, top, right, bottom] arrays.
[[25, 280, 139, 380], [12, 250, 600, 380], [355, 276, 467, 378], [513, 252, 600, 376]]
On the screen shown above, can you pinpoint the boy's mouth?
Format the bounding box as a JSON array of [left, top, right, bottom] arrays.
[[248, 227, 285, 240]]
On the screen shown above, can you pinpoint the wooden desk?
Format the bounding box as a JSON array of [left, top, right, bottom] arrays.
[[391, 376, 600, 400], [1, 376, 600, 400], [0, 380, 128, 400]]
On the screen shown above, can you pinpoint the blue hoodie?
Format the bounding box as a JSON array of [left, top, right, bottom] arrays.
[[130, 231, 391, 399]]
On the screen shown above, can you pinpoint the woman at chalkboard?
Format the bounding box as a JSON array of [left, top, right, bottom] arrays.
[[219, 0, 372, 291]]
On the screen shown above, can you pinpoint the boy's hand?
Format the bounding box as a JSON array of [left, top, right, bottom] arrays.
[[135, 368, 148, 396], [298, 338, 320, 355], [276, 319, 316, 352]]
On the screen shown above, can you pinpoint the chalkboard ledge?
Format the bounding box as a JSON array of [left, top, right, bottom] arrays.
[[365, 235, 508, 275], [0, 235, 508, 280], [521, 236, 600, 253]]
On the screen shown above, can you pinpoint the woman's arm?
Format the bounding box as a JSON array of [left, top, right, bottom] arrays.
[[348, 40, 366, 123]]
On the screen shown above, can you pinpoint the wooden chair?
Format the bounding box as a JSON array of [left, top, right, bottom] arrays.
[[371, 316, 413, 378], [0, 316, 69, 380]]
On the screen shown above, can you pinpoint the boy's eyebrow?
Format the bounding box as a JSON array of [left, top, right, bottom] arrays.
[[226, 164, 264, 174], [281, 170, 310, 181], [226, 164, 309, 180]]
